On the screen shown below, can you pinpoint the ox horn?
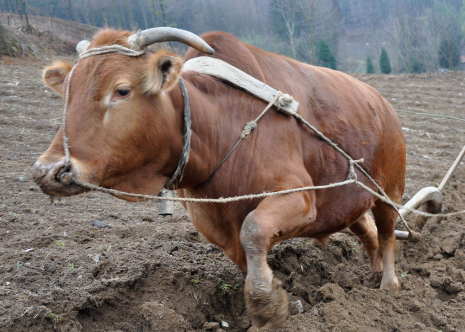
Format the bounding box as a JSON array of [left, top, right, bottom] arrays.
[[76, 40, 90, 55], [127, 27, 214, 55]]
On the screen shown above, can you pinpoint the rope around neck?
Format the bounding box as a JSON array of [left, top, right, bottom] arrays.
[[164, 77, 191, 189]]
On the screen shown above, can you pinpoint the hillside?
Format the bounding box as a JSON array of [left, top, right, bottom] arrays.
[[0, 12, 98, 58]]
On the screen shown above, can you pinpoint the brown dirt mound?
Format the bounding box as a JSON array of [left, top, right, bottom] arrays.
[[0, 60, 464, 331]]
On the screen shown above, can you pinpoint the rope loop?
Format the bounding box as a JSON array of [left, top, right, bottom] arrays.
[[347, 158, 364, 181]]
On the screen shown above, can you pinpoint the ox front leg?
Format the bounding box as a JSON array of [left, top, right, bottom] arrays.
[[240, 190, 317, 328]]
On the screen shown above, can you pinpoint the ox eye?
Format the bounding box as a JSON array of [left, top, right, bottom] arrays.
[[116, 88, 131, 97], [110, 84, 132, 104]]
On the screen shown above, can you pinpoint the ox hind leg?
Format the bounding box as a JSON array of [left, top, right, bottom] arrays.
[[371, 199, 400, 291], [349, 213, 383, 272], [240, 185, 317, 328]]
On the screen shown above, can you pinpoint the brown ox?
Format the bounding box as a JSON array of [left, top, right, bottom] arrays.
[[33, 28, 406, 328]]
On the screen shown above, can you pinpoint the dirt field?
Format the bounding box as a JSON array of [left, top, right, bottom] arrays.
[[0, 56, 464, 332]]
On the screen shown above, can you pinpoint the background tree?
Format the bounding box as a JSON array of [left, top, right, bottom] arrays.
[[410, 56, 424, 73], [21, 1, 32, 32], [439, 38, 461, 68], [435, 1, 463, 69], [158, 0, 167, 27], [366, 56, 374, 73], [297, 0, 343, 64], [298, 0, 321, 64], [5, 0, 12, 13], [380, 47, 392, 74], [318, 39, 337, 69], [111, 0, 121, 28], [67, 0, 74, 21], [272, 0, 301, 59], [1, 0, 464, 73]]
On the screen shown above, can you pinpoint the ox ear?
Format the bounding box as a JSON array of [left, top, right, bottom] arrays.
[[144, 52, 183, 94], [43, 61, 73, 95]]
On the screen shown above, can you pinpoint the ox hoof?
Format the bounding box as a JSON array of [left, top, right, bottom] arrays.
[[380, 275, 399, 292], [244, 277, 289, 329]]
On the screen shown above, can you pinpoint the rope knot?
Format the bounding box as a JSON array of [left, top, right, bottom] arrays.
[[348, 158, 364, 180], [276, 93, 294, 108], [240, 121, 257, 139]]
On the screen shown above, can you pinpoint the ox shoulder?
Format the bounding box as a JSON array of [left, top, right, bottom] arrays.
[[183, 57, 299, 116]]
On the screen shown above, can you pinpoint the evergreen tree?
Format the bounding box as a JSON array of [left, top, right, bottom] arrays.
[[439, 38, 460, 70], [379, 48, 391, 74], [366, 56, 374, 74], [410, 57, 424, 73], [318, 40, 337, 70]]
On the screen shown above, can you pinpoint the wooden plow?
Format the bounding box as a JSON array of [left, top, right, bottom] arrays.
[[392, 145, 465, 240]]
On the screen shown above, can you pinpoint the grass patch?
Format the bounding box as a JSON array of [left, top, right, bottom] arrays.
[[46, 312, 63, 322], [54, 240, 64, 247], [218, 279, 232, 291]]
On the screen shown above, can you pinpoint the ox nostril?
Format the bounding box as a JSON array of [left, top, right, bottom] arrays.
[[55, 165, 74, 185], [32, 158, 84, 196], [60, 172, 74, 185], [55, 166, 66, 182]]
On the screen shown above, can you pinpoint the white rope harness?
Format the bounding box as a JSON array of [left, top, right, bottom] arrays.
[[59, 44, 465, 240]]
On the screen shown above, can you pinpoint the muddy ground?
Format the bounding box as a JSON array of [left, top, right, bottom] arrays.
[[0, 57, 464, 332]]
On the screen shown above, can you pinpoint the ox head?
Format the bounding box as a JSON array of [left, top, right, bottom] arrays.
[[33, 28, 213, 199]]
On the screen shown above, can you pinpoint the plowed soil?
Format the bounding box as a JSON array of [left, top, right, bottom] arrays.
[[1, 58, 464, 332]]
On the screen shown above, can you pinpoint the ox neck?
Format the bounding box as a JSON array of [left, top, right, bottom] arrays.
[[165, 74, 233, 191]]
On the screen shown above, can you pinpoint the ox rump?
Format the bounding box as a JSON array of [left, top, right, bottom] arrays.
[[33, 28, 406, 328]]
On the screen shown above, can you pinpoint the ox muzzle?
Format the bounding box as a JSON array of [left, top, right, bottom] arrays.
[[32, 157, 87, 197]]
